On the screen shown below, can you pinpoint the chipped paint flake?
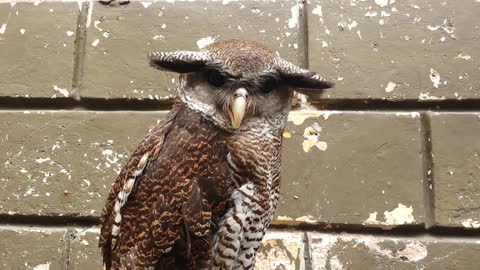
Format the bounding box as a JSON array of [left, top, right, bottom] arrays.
[[365, 11, 378, 17], [429, 68, 441, 88], [35, 157, 51, 164], [364, 204, 416, 225], [455, 53, 471, 60], [375, 0, 395, 7], [461, 218, 480, 229], [196, 36, 215, 49], [33, 263, 50, 270], [385, 82, 396, 92], [312, 5, 322, 17], [302, 124, 327, 152], [0, 23, 6, 35], [282, 131, 292, 138], [288, 110, 339, 125], [141, 1, 152, 8], [384, 203, 416, 225], [66, 31, 74, 37], [53, 85, 69, 97], [419, 92, 445, 101], [19, 28, 25, 35], [91, 38, 100, 47]]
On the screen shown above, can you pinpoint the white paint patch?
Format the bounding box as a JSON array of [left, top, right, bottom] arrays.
[[461, 218, 480, 229], [288, 110, 340, 125], [455, 53, 471, 60], [103, 32, 109, 38], [375, 0, 395, 7], [288, 4, 299, 28], [396, 242, 429, 262], [429, 68, 441, 88], [66, 31, 74, 37], [329, 255, 344, 270], [365, 11, 378, 17], [322, 41, 328, 47], [196, 36, 215, 49], [364, 204, 416, 225], [19, 28, 25, 35], [385, 82, 396, 92], [302, 123, 327, 152], [94, 20, 103, 32], [33, 263, 50, 270], [312, 5, 322, 17], [222, 0, 234, 4], [347, 20, 358, 30], [384, 203, 416, 225], [153, 34, 164, 41], [0, 23, 6, 35], [86, 1, 94, 28], [141, 1, 152, 8], [35, 157, 51, 164], [91, 38, 100, 47], [53, 85, 69, 97], [419, 92, 445, 100]]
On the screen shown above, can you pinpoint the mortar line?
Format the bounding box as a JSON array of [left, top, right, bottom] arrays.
[[420, 112, 436, 229], [71, 1, 90, 102], [303, 232, 313, 270]]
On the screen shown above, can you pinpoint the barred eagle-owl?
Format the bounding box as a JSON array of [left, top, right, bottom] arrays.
[[99, 39, 333, 270]]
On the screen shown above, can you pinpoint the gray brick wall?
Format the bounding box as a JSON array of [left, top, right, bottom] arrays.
[[0, 0, 479, 269]]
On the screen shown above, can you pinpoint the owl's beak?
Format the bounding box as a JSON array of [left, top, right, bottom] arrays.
[[229, 88, 248, 129]]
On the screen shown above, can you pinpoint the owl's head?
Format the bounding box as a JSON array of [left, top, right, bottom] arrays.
[[149, 39, 333, 131]]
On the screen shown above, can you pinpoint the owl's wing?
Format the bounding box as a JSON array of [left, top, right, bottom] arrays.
[[98, 104, 181, 268]]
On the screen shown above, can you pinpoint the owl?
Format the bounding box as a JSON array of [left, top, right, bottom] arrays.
[[99, 39, 333, 270]]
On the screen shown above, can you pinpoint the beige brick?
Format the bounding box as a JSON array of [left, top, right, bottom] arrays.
[[0, 111, 424, 228], [67, 228, 305, 270], [0, 111, 166, 217], [0, 226, 67, 270], [0, 2, 77, 98], [276, 111, 424, 227], [430, 113, 480, 228], [308, 0, 480, 100], [308, 232, 480, 270], [81, 0, 304, 99]]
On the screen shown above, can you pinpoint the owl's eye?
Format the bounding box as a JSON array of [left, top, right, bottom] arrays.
[[259, 80, 277, 94], [207, 70, 227, 87]]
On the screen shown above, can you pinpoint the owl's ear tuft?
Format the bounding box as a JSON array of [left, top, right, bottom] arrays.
[[274, 57, 334, 99], [148, 51, 213, 73]]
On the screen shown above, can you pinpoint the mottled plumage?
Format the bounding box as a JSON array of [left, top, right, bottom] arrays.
[[99, 39, 333, 270]]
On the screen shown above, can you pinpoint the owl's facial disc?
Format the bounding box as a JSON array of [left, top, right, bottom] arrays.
[[229, 88, 248, 129]]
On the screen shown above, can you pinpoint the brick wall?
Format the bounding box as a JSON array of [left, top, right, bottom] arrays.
[[1, 0, 479, 269]]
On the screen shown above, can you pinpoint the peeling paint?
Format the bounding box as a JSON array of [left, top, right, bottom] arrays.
[[33, 263, 50, 270], [385, 81, 396, 93], [364, 203, 416, 226], [429, 68, 441, 88], [288, 110, 339, 125], [302, 123, 327, 153], [53, 85, 69, 97], [91, 38, 100, 47], [375, 0, 395, 7], [461, 218, 480, 229], [0, 23, 6, 35], [455, 53, 471, 60], [288, 3, 299, 29], [419, 92, 445, 101]]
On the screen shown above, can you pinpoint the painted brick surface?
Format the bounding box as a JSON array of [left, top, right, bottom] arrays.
[[0, 111, 423, 226], [308, 232, 480, 270], [0, 226, 67, 270], [0, 111, 165, 217], [0, 2, 77, 98], [308, 0, 480, 100], [67, 229, 305, 270], [277, 111, 424, 226], [430, 113, 480, 229], [81, 0, 304, 99]]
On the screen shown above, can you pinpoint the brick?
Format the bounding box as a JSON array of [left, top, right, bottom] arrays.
[[308, 232, 480, 270], [81, 0, 305, 99], [67, 228, 304, 270], [0, 226, 67, 270], [430, 113, 480, 228], [276, 111, 424, 227], [307, 0, 480, 100], [0, 111, 166, 217], [68, 228, 103, 270], [0, 111, 424, 227], [0, 2, 78, 98]]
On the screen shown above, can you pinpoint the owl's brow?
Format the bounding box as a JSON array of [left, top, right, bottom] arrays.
[[204, 62, 241, 79]]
